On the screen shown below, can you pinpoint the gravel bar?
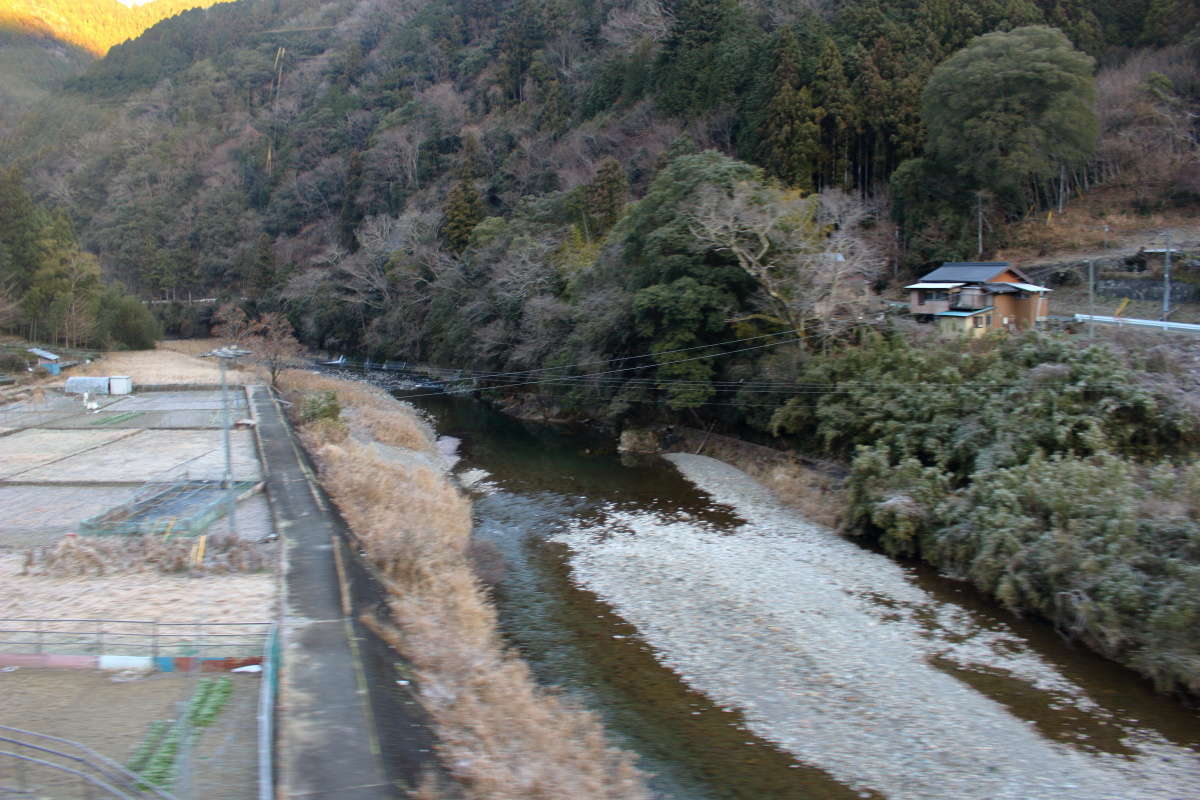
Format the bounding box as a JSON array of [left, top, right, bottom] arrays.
[[551, 454, 1200, 800]]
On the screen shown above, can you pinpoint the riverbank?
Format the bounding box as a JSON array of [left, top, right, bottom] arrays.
[[620, 424, 846, 528], [275, 370, 651, 800], [551, 453, 1200, 800]]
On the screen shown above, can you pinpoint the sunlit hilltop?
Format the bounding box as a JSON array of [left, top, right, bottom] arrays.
[[0, 0, 236, 55]]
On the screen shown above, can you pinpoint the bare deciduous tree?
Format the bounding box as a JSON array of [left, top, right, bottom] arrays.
[[249, 312, 303, 388], [689, 182, 883, 341], [491, 235, 558, 302], [602, 0, 671, 48], [212, 303, 256, 345]]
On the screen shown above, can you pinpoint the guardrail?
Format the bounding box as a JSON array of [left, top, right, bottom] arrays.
[[0, 726, 176, 800], [1073, 314, 1200, 333], [257, 625, 278, 800], [0, 618, 271, 659]]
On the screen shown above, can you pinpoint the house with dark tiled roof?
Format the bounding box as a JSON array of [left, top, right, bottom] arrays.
[[906, 262, 1050, 336]]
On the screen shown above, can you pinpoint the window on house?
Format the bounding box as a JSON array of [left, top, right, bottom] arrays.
[[919, 290, 949, 303], [985, 315, 992, 327], [973, 316, 984, 328]]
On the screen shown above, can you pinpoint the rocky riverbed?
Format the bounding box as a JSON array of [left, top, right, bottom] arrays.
[[551, 454, 1200, 800]]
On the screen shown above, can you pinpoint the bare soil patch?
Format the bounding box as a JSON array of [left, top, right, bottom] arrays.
[[68, 346, 254, 386], [0, 668, 191, 761], [0, 551, 275, 622], [0, 668, 262, 798]]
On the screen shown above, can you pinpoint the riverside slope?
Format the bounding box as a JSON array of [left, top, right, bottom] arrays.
[[552, 454, 1200, 800]]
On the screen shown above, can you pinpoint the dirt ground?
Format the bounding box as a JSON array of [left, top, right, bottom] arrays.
[[67, 344, 257, 386], [0, 346, 273, 799], [0, 668, 261, 798], [0, 551, 276, 623]]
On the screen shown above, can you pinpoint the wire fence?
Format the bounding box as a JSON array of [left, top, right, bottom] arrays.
[[0, 618, 272, 659], [78, 481, 262, 537]]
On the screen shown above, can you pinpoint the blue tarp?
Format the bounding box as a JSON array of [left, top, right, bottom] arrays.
[[27, 347, 59, 361]]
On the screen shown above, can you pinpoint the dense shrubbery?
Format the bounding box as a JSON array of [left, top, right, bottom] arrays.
[[771, 329, 1200, 694], [94, 288, 162, 349]]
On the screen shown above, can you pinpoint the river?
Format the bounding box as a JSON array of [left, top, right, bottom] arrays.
[[402, 391, 1199, 800]]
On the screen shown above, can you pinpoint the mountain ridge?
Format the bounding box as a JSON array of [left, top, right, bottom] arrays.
[[0, 0, 237, 55]]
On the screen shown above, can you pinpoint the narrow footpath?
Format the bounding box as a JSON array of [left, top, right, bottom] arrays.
[[248, 385, 395, 799]]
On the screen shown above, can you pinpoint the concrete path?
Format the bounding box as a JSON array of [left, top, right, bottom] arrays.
[[248, 385, 396, 799]]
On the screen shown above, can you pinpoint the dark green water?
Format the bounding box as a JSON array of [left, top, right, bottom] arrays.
[[412, 395, 870, 799], [400, 391, 1199, 800]]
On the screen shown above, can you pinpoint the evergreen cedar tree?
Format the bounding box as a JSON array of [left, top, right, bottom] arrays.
[[0, 168, 158, 348], [920, 25, 1098, 210], [759, 28, 821, 192]]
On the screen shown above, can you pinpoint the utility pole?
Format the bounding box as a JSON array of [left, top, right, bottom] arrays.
[[1088, 259, 1095, 341], [1163, 230, 1172, 324], [219, 355, 237, 537], [976, 191, 984, 257], [204, 346, 251, 536]]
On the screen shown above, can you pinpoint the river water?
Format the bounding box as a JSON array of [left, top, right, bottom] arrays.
[[406, 392, 1199, 800]]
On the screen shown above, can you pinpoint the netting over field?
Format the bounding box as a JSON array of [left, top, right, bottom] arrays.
[[79, 481, 261, 537]]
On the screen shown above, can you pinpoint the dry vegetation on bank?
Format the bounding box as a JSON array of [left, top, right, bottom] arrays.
[[274, 370, 649, 800], [67, 340, 253, 385]]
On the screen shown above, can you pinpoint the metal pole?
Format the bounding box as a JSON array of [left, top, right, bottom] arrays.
[[1163, 231, 1172, 326], [1088, 259, 1095, 342], [220, 357, 237, 537], [977, 191, 983, 257]]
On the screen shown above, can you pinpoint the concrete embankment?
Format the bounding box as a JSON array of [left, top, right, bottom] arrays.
[[250, 385, 435, 799]]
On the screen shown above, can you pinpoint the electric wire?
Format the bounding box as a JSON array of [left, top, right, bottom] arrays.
[[415, 327, 810, 383], [390, 335, 811, 400]]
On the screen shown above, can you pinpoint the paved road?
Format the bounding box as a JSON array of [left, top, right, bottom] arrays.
[[249, 385, 398, 799]]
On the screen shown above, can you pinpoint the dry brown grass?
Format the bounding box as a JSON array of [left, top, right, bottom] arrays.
[[1050, 284, 1200, 324], [22, 534, 273, 577], [157, 338, 224, 356], [68, 345, 254, 385], [0, 551, 274, 623], [283, 371, 649, 800], [997, 185, 1200, 263], [277, 369, 436, 452]]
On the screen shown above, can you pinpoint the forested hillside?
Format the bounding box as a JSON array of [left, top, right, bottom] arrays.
[[2, 0, 1196, 352], [0, 169, 159, 350], [2, 0, 1199, 695], [0, 28, 91, 134]]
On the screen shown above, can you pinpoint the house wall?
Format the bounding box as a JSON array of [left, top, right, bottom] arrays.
[[937, 314, 992, 338], [909, 291, 950, 314], [991, 294, 1047, 329], [992, 295, 1018, 328]]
